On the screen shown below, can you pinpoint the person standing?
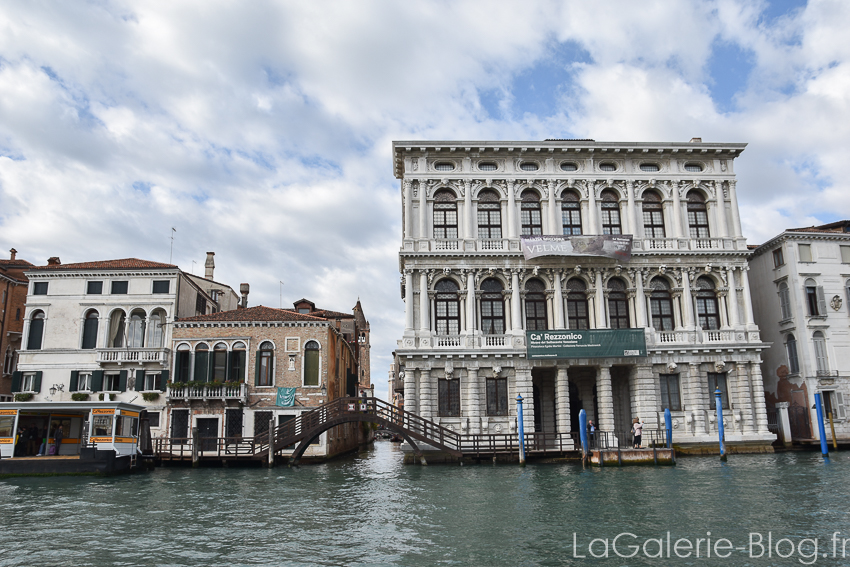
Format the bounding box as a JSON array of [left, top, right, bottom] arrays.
[[27, 425, 39, 456], [632, 418, 643, 449], [53, 424, 64, 456]]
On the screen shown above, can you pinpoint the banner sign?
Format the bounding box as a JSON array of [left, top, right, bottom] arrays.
[[526, 329, 646, 359], [521, 235, 633, 262], [276, 387, 296, 407]]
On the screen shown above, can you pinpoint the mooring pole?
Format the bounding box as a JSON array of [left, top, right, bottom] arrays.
[[665, 408, 672, 449], [268, 418, 275, 468], [815, 392, 829, 458], [715, 389, 726, 462], [516, 394, 526, 465], [828, 411, 838, 451], [191, 427, 199, 467], [579, 409, 588, 465]]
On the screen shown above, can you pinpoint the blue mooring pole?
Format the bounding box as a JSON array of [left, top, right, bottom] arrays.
[[516, 394, 526, 465], [579, 409, 588, 456], [715, 388, 726, 461], [665, 408, 672, 449], [815, 392, 829, 458]]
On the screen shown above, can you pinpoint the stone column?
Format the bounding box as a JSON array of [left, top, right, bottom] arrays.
[[776, 402, 792, 445], [404, 369, 418, 416], [750, 362, 770, 434], [464, 179, 473, 240], [734, 363, 755, 433], [403, 180, 413, 239], [728, 180, 743, 238], [515, 367, 535, 433], [726, 266, 740, 327], [555, 365, 570, 434], [633, 365, 658, 430], [548, 180, 558, 235], [713, 182, 728, 238], [403, 270, 414, 333], [466, 368, 480, 434], [466, 271, 476, 334], [506, 180, 517, 239], [596, 366, 615, 431], [671, 290, 683, 330], [419, 368, 433, 421], [418, 179, 428, 239], [627, 181, 639, 238], [595, 269, 607, 328], [687, 363, 706, 434], [635, 270, 648, 328], [553, 270, 565, 329], [511, 270, 522, 333], [671, 181, 683, 238], [740, 267, 754, 327], [717, 291, 730, 329], [680, 269, 694, 328], [587, 183, 599, 234], [419, 271, 429, 334]]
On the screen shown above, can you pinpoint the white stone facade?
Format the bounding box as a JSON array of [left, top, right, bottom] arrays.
[[393, 139, 775, 450], [749, 221, 850, 442]]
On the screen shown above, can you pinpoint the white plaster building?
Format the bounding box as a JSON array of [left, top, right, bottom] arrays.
[[749, 220, 850, 442], [13, 257, 237, 440], [393, 139, 775, 452]]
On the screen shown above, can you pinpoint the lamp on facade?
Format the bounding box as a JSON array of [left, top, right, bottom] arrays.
[[321, 382, 327, 398], [49, 384, 64, 397]]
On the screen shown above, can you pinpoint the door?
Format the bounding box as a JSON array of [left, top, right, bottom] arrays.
[[789, 390, 811, 440], [196, 418, 218, 452]]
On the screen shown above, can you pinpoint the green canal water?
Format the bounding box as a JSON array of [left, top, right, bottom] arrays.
[[1, 442, 849, 566]]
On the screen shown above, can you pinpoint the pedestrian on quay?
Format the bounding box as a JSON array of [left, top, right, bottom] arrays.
[[632, 417, 643, 449], [52, 424, 64, 456], [587, 420, 596, 449]]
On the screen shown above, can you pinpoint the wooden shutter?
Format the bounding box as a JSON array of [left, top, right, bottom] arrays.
[[160, 370, 169, 392], [225, 351, 232, 382], [194, 351, 209, 382], [70, 371, 79, 392], [118, 370, 128, 391], [135, 371, 145, 391], [816, 286, 827, 316], [255, 352, 261, 386], [836, 392, 846, 420], [92, 370, 104, 392], [33, 371, 42, 392], [11, 371, 21, 393]]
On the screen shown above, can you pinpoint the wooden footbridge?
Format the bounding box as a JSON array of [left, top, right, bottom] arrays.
[[152, 396, 586, 465]]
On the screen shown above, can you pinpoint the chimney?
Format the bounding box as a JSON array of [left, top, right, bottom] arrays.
[[240, 283, 250, 308], [204, 252, 215, 279], [47, 256, 61, 266], [9, 248, 16, 261]]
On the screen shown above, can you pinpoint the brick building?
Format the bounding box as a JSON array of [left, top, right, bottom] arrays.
[[0, 249, 34, 401]]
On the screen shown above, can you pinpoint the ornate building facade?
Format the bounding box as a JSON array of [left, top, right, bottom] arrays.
[[393, 139, 774, 451]]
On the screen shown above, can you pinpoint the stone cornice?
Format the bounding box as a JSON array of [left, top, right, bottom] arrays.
[[750, 230, 850, 258]]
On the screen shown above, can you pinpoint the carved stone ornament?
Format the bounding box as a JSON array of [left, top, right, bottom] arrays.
[[715, 360, 726, 372], [492, 365, 502, 377], [493, 424, 503, 433], [445, 361, 454, 379], [831, 295, 843, 311], [398, 370, 405, 379], [666, 362, 678, 372]]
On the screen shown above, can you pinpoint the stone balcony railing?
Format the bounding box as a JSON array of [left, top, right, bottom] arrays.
[[404, 236, 745, 254], [97, 347, 170, 364], [167, 383, 247, 401]]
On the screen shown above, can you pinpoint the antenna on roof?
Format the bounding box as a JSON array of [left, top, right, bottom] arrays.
[[169, 227, 177, 263]]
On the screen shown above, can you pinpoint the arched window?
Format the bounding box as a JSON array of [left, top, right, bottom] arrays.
[[687, 191, 710, 238], [566, 279, 589, 329], [175, 344, 191, 382], [813, 331, 829, 374], [520, 190, 542, 235], [600, 190, 621, 235], [561, 190, 582, 235], [194, 343, 210, 382], [481, 278, 505, 335], [27, 311, 45, 350], [805, 278, 824, 316], [147, 309, 166, 348], [81, 310, 99, 349], [229, 342, 246, 382], [435, 279, 460, 335], [257, 341, 274, 386], [650, 278, 675, 331], [778, 282, 792, 320], [108, 310, 126, 348], [524, 279, 547, 331], [695, 277, 720, 330], [642, 190, 665, 238], [212, 343, 227, 381], [785, 334, 799, 374], [607, 278, 629, 329], [304, 341, 319, 386], [127, 309, 146, 348], [477, 190, 502, 239], [433, 190, 458, 239]]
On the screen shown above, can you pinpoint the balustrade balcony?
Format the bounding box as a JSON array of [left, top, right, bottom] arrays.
[[97, 347, 169, 364], [406, 236, 741, 255], [167, 383, 247, 401]]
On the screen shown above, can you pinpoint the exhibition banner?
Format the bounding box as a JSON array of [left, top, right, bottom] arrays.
[[526, 329, 646, 359], [521, 235, 633, 262]]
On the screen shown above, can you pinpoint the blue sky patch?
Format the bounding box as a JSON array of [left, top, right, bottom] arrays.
[[707, 39, 755, 113], [132, 181, 151, 194]]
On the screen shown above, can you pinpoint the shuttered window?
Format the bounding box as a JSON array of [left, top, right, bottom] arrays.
[[81, 310, 99, 349], [304, 341, 319, 386]]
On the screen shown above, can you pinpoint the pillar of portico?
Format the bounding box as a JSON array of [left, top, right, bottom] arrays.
[[553, 270, 565, 329], [555, 366, 571, 435], [506, 180, 517, 239], [596, 366, 615, 432], [404, 369, 418, 416], [595, 269, 607, 328], [418, 368, 433, 421], [418, 180, 428, 239], [515, 367, 535, 433], [466, 271, 476, 334], [680, 269, 694, 328], [728, 180, 743, 238], [548, 180, 558, 235], [587, 183, 599, 234], [635, 270, 647, 328], [627, 181, 640, 239], [419, 271, 430, 334], [671, 181, 683, 238], [466, 367, 480, 434], [687, 363, 706, 434], [464, 180, 473, 240], [750, 362, 770, 434], [713, 182, 728, 238], [726, 267, 740, 327], [403, 270, 414, 333], [741, 267, 755, 327], [403, 180, 413, 239], [511, 270, 522, 333]]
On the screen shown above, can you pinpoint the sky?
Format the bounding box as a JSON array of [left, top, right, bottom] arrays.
[[1, 0, 848, 400]]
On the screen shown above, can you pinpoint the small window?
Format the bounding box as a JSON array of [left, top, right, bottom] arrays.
[[104, 373, 121, 391], [841, 245, 850, 264], [486, 377, 508, 415], [560, 162, 578, 172], [297, 308, 310, 314], [33, 282, 48, 295], [684, 163, 703, 172], [599, 162, 616, 172], [87, 281, 103, 294], [195, 293, 206, 315], [111, 281, 129, 294], [78, 373, 92, 392], [640, 163, 660, 172], [773, 248, 785, 268], [477, 162, 497, 171], [785, 334, 800, 374], [434, 162, 455, 171], [143, 372, 162, 392], [304, 341, 320, 386], [147, 411, 161, 428], [659, 374, 681, 411], [152, 280, 170, 294], [257, 341, 274, 387], [798, 244, 813, 263], [519, 162, 539, 172]]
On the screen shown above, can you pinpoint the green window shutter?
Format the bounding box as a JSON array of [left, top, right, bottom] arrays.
[[159, 370, 169, 392], [70, 371, 79, 392], [305, 350, 319, 386], [194, 352, 209, 382], [254, 352, 261, 386], [33, 371, 43, 393], [92, 370, 104, 392], [225, 351, 232, 382], [118, 370, 128, 392], [11, 371, 21, 393], [135, 371, 145, 391]]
